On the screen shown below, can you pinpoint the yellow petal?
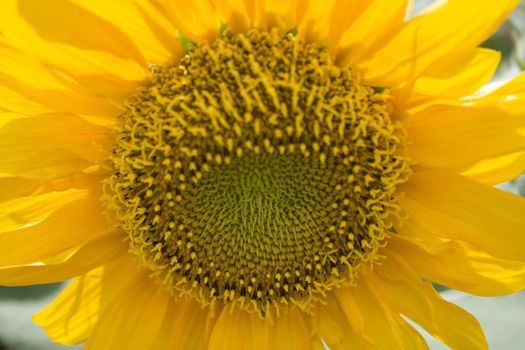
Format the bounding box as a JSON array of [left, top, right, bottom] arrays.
[[51, 68, 144, 103], [336, 0, 407, 65], [323, 1, 372, 47], [334, 283, 429, 349], [0, 177, 59, 203], [208, 309, 270, 350], [389, 235, 525, 296], [150, 298, 211, 350], [33, 267, 104, 345], [462, 150, 525, 185], [0, 197, 114, 266], [0, 188, 89, 232], [279, 1, 371, 48], [331, 285, 364, 334], [6, 0, 145, 64], [395, 212, 451, 254], [0, 114, 113, 175], [294, 1, 334, 43], [68, 0, 178, 64], [218, 0, 264, 32], [212, 0, 344, 45], [208, 307, 314, 350], [0, 77, 122, 118], [360, 0, 518, 86], [0, 85, 52, 115], [407, 105, 525, 170], [317, 294, 375, 350], [0, 40, 82, 90], [3, 150, 94, 181], [370, 254, 488, 350], [210, 0, 304, 35], [134, 0, 184, 55], [0, 234, 125, 286], [34, 255, 147, 345], [0, 0, 148, 103], [83, 274, 170, 350], [465, 71, 525, 115], [262, 0, 304, 30], [402, 48, 500, 106], [402, 171, 525, 261], [311, 337, 326, 350], [0, 43, 122, 117], [160, 0, 221, 42], [269, 309, 314, 350]]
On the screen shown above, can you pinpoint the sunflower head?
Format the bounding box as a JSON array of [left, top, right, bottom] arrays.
[[1, 0, 524, 349]]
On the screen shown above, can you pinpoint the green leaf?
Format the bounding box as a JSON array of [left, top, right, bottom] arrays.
[[178, 31, 198, 54], [286, 26, 298, 37]]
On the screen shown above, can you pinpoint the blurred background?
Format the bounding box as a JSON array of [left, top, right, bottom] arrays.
[[1, 1, 525, 349]]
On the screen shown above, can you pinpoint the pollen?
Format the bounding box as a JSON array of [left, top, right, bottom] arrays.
[[107, 28, 410, 316]]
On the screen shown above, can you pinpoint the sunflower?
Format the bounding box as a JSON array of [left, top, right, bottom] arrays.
[[1, 0, 525, 348]]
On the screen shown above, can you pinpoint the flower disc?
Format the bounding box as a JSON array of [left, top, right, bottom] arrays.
[[108, 28, 410, 315]]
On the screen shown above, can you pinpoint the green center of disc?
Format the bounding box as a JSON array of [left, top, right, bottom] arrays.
[[180, 151, 336, 269]]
